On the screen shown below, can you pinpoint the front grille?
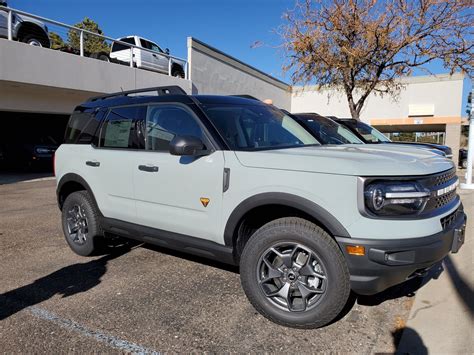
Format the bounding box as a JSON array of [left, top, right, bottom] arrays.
[[421, 168, 459, 214], [433, 168, 457, 187], [441, 207, 462, 229]]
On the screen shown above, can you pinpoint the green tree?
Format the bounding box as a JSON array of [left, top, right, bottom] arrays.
[[68, 17, 109, 54], [49, 32, 65, 50]]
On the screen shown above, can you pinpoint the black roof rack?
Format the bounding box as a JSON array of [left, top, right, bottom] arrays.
[[87, 86, 187, 102]]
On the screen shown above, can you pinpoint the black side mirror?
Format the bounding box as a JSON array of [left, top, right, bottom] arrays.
[[169, 136, 208, 156], [0, 1, 8, 6], [165, 48, 170, 55]]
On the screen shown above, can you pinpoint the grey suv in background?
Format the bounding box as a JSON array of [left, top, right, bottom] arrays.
[[0, 2, 50, 47]]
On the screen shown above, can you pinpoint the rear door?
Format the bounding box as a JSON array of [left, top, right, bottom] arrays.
[[133, 103, 225, 243], [85, 105, 147, 222], [139, 39, 158, 71]]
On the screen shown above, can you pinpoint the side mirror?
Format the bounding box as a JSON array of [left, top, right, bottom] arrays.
[[169, 136, 208, 156], [165, 48, 170, 55], [0, 1, 8, 6]]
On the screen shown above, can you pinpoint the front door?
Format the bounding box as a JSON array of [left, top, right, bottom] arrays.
[[133, 103, 225, 243]]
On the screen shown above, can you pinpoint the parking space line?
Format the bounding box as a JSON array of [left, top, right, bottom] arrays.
[[28, 306, 160, 354]]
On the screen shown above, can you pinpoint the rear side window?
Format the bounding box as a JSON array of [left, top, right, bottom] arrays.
[[100, 106, 146, 149], [111, 37, 135, 52], [64, 108, 101, 144]]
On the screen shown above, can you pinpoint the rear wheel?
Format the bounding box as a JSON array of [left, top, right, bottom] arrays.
[[61, 191, 103, 256], [240, 217, 350, 328]]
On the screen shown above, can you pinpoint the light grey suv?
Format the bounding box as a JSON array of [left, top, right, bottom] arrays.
[[55, 86, 467, 328], [0, 2, 50, 47]]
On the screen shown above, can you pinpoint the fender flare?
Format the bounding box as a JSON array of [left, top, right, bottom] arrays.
[[56, 173, 101, 215], [223, 192, 351, 247]]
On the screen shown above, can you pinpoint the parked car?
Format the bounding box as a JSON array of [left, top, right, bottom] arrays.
[[459, 148, 471, 169], [333, 117, 452, 158], [55, 86, 465, 329], [292, 113, 364, 145], [4, 135, 58, 170], [0, 2, 50, 47], [110, 35, 186, 77]]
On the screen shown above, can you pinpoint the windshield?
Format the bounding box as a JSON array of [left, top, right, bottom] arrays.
[[296, 115, 363, 144], [202, 104, 320, 150], [347, 121, 390, 143]]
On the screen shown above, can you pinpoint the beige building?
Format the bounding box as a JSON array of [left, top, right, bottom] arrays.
[[291, 73, 468, 164]]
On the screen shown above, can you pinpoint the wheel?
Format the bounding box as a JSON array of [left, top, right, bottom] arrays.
[[91, 52, 110, 62], [171, 67, 185, 78], [462, 159, 468, 169], [240, 217, 350, 328], [61, 191, 103, 256], [21, 34, 44, 47]]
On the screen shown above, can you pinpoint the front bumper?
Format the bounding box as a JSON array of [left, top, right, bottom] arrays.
[[336, 206, 466, 295]]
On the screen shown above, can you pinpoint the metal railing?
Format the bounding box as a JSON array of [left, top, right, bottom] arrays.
[[0, 6, 189, 79]]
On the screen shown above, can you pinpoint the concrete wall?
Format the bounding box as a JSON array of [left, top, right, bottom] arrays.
[[291, 73, 465, 124], [188, 37, 291, 110], [0, 40, 191, 114]]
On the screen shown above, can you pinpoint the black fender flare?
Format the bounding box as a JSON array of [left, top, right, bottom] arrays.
[[56, 173, 101, 215], [223, 192, 351, 247]]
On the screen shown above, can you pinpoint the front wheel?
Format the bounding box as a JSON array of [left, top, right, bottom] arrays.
[[240, 217, 350, 328], [21, 34, 45, 47]]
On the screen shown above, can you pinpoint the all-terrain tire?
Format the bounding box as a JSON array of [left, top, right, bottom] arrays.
[[240, 217, 350, 328], [61, 191, 103, 256]]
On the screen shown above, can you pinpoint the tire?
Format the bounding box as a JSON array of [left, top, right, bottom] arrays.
[[21, 34, 45, 47], [61, 191, 103, 256], [240, 217, 350, 328], [171, 66, 185, 78], [461, 159, 468, 169], [91, 52, 110, 62]]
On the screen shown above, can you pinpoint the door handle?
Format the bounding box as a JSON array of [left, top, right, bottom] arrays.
[[152, 54, 157, 58], [138, 165, 159, 172], [86, 161, 100, 167]]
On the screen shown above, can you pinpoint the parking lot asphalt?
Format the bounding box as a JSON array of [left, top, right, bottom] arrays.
[[0, 180, 432, 353]]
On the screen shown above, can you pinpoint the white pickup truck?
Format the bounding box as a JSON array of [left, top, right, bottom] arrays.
[[110, 35, 185, 78]]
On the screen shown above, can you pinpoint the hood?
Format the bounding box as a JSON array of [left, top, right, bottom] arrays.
[[234, 144, 454, 176]]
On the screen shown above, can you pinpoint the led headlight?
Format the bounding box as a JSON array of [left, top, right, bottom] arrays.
[[364, 181, 430, 216]]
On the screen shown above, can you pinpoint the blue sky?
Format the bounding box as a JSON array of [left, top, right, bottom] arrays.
[[7, 0, 471, 112]]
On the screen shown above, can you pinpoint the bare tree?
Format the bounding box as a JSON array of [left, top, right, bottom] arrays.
[[282, 0, 473, 120]]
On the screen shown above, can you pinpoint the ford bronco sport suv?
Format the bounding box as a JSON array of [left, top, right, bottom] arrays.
[[55, 86, 466, 328]]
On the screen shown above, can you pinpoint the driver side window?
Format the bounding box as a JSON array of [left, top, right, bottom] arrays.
[[145, 105, 204, 151]]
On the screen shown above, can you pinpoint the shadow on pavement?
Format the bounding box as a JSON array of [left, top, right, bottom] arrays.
[[0, 243, 131, 321], [393, 327, 428, 354], [444, 254, 474, 317], [0, 171, 54, 185]]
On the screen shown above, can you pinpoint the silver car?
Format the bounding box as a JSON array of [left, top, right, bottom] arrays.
[[0, 2, 50, 47]]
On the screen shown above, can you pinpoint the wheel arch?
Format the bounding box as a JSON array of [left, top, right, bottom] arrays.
[[16, 22, 50, 47], [224, 193, 351, 258], [56, 173, 101, 215]]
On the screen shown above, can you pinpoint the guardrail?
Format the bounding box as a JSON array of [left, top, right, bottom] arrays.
[[0, 6, 189, 79]]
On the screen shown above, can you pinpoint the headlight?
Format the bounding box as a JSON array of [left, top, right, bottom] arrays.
[[364, 181, 430, 216]]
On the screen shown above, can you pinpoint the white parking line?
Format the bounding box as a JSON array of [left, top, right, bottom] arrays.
[[28, 306, 160, 354]]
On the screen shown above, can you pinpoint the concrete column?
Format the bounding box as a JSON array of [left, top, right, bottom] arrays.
[[445, 123, 461, 166]]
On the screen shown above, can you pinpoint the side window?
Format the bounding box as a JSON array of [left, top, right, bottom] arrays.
[[111, 37, 135, 52], [100, 106, 146, 149], [65, 108, 101, 144], [145, 105, 204, 151], [140, 39, 152, 50]]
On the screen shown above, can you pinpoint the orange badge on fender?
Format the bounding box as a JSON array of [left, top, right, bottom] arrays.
[[200, 197, 210, 207]]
